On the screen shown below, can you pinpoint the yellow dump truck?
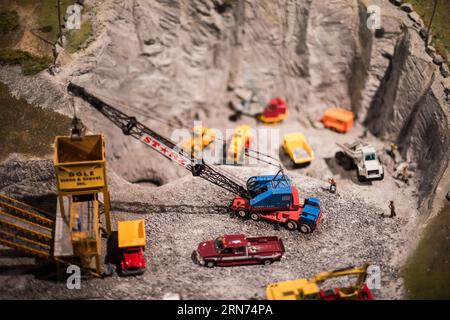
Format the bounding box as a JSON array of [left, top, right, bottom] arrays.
[[282, 133, 314, 165], [227, 125, 252, 164], [53, 134, 111, 275], [182, 125, 216, 158], [117, 219, 147, 276]]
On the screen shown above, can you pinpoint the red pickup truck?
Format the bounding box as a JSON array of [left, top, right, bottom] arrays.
[[192, 234, 285, 268]]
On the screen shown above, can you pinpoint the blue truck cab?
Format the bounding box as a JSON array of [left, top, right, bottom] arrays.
[[299, 197, 321, 233]]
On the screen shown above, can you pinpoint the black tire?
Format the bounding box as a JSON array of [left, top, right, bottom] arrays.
[[357, 172, 366, 182], [206, 260, 215, 268], [285, 220, 298, 231], [299, 224, 312, 234], [342, 156, 354, 170], [250, 212, 260, 221], [262, 259, 273, 266], [335, 151, 344, 165], [236, 209, 248, 219], [379, 172, 384, 181]]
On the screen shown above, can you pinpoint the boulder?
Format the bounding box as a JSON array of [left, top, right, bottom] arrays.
[[408, 12, 423, 26], [390, 0, 402, 6], [433, 55, 444, 65], [440, 63, 449, 78], [426, 46, 436, 56], [400, 3, 413, 13], [442, 77, 450, 94]]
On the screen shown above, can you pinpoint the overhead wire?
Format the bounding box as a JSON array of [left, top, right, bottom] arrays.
[[84, 89, 281, 168]]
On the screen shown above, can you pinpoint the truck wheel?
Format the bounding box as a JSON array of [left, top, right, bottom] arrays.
[[262, 259, 273, 266], [250, 213, 260, 221], [379, 172, 384, 181], [342, 156, 353, 170], [299, 224, 312, 234], [285, 220, 298, 231], [335, 151, 344, 165], [357, 173, 366, 182], [236, 209, 248, 219], [206, 261, 215, 268]]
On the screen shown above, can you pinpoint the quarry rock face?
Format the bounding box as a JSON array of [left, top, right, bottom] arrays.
[[61, 0, 448, 206], [0, 0, 448, 206]]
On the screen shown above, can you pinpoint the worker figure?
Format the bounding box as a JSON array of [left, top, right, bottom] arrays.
[[402, 165, 409, 185], [328, 178, 337, 194], [389, 143, 398, 163], [388, 201, 396, 218]]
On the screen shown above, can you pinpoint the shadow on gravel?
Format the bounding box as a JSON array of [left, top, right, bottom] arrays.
[[324, 157, 373, 186], [111, 203, 230, 215]]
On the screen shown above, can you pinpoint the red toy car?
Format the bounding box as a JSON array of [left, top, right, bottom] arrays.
[[192, 234, 285, 267]]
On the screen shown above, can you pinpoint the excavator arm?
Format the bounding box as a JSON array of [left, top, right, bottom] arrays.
[[67, 83, 250, 199], [309, 264, 370, 299]]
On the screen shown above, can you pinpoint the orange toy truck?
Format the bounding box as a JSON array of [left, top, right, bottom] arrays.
[[321, 108, 354, 133]]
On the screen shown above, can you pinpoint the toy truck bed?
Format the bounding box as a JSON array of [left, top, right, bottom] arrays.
[[118, 219, 146, 248], [282, 133, 314, 165]]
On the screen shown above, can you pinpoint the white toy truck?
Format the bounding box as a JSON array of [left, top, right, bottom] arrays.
[[335, 140, 384, 181]]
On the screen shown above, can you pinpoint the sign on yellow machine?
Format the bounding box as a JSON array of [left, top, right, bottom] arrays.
[[54, 135, 107, 191]]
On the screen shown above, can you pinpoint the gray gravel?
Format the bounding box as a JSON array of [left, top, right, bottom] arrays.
[[0, 161, 406, 299]]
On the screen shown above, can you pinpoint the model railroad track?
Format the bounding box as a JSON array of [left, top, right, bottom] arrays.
[[0, 194, 55, 259]]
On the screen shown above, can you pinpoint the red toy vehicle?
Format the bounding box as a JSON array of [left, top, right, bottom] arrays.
[[257, 97, 288, 124], [230, 171, 322, 234], [118, 220, 147, 276], [192, 234, 285, 268]]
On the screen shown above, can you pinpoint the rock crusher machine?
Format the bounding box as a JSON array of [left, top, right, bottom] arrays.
[[53, 133, 112, 276]]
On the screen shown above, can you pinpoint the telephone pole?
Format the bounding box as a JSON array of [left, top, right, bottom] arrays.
[[425, 0, 439, 46], [57, 0, 63, 46]]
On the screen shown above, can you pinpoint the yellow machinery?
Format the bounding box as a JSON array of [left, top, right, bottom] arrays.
[[118, 219, 146, 249], [282, 133, 314, 165], [0, 193, 55, 259], [182, 125, 216, 158], [227, 125, 252, 164], [54, 133, 111, 275], [266, 264, 373, 300]]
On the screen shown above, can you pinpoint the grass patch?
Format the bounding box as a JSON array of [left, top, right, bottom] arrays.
[[0, 48, 52, 75], [403, 203, 450, 299], [0, 82, 72, 161], [409, 0, 450, 66], [0, 10, 19, 34], [66, 19, 93, 53], [36, 0, 72, 43]]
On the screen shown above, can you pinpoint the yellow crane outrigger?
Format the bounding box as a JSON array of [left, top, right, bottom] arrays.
[[266, 264, 374, 300]]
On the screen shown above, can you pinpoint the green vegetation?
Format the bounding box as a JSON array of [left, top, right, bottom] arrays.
[[409, 0, 450, 66], [0, 82, 72, 161], [0, 10, 19, 34], [36, 0, 72, 43], [66, 19, 93, 53], [403, 203, 450, 299], [0, 48, 52, 75]]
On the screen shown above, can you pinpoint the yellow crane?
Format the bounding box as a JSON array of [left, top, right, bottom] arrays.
[[266, 264, 374, 300]]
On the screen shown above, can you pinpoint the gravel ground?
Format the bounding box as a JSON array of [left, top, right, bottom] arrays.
[[0, 162, 408, 300]]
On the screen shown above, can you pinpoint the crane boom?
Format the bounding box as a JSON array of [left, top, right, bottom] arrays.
[[67, 82, 250, 199]]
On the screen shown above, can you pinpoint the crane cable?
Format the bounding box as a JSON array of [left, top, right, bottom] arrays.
[[83, 89, 281, 167]]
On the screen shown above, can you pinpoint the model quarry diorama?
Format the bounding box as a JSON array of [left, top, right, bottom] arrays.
[[0, 0, 449, 301]]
